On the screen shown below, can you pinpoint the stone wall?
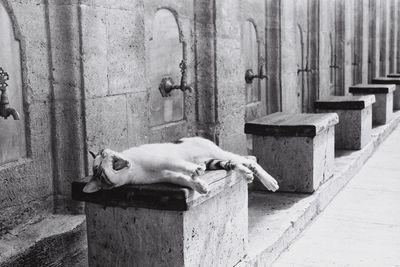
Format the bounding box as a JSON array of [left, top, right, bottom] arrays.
[[0, 0, 399, 249]]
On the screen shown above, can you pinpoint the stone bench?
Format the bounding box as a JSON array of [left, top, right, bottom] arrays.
[[371, 77, 400, 110], [349, 84, 395, 125], [315, 95, 375, 150], [244, 112, 338, 193], [387, 73, 400, 78], [72, 170, 247, 267]]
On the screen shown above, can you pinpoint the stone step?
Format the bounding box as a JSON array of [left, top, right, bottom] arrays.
[[349, 84, 395, 125], [237, 110, 400, 267], [245, 112, 338, 193], [0, 213, 87, 267], [371, 77, 400, 110], [315, 95, 375, 150]]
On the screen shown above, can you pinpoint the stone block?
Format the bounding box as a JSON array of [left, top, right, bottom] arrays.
[[349, 84, 395, 125], [106, 7, 145, 95], [315, 95, 375, 150], [245, 112, 338, 193], [47, 4, 81, 88], [72, 170, 248, 267], [371, 77, 400, 110], [80, 5, 108, 98], [387, 73, 400, 78], [85, 95, 128, 152]]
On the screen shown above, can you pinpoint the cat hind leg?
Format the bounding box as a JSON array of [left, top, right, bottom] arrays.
[[207, 150, 279, 192], [242, 161, 279, 191], [204, 159, 254, 183]]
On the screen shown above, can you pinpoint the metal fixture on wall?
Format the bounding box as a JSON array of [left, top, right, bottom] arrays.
[[0, 67, 20, 120], [297, 24, 313, 75], [245, 62, 268, 84], [329, 32, 340, 82], [159, 41, 193, 97]]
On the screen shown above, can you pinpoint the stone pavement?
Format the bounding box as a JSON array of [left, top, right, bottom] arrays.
[[273, 126, 400, 267]]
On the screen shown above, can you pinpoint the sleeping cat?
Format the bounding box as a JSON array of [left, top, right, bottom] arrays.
[[83, 137, 279, 194]]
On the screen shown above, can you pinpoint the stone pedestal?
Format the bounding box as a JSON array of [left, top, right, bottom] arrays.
[[387, 73, 400, 78], [72, 171, 248, 267], [315, 95, 375, 150], [245, 112, 339, 193], [349, 84, 395, 125], [371, 77, 400, 110]]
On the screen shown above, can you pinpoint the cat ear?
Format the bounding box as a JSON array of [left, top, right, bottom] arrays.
[[83, 179, 101, 193], [112, 155, 129, 171], [89, 151, 96, 159]]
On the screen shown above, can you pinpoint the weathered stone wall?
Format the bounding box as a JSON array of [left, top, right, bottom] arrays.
[[397, 0, 400, 72], [1, 0, 400, 251], [0, 0, 54, 235]]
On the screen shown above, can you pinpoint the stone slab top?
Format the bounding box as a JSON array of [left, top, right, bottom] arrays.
[[349, 83, 396, 94], [314, 95, 376, 110], [72, 169, 243, 211], [371, 77, 400, 84], [244, 112, 339, 137], [387, 73, 400, 78]]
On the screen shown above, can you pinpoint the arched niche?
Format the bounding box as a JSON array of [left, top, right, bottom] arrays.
[[0, 2, 26, 164], [241, 20, 260, 103], [149, 9, 184, 126]]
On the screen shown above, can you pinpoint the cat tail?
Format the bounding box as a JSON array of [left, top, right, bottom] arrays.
[[204, 159, 235, 171]]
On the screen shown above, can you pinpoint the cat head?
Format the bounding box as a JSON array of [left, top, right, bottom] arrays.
[[83, 148, 131, 193]]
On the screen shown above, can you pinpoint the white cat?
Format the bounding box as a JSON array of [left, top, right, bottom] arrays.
[[83, 137, 279, 194]]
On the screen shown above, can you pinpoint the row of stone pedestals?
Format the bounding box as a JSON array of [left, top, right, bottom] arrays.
[[245, 76, 400, 195], [72, 75, 400, 266]]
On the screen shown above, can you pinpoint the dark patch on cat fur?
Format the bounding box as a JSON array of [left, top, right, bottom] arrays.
[[173, 139, 183, 144], [112, 155, 129, 171]]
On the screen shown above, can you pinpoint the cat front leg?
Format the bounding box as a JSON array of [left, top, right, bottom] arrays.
[[164, 160, 206, 178], [160, 170, 210, 194]]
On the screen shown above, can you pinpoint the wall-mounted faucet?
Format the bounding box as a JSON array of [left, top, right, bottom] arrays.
[[245, 64, 267, 84], [159, 41, 193, 97], [0, 67, 20, 120]]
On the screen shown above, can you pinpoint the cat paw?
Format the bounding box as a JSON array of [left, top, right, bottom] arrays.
[[193, 179, 210, 194], [243, 172, 254, 183], [235, 164, 254, 183], [192, 163, 206, 177]]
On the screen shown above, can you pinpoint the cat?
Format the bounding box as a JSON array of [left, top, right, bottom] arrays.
[[83, 137, 279, 194]]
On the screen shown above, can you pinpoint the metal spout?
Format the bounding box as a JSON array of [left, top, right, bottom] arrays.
[[158, 43, 193, 97], [245, 64, 268, 84], [0, 67, 20, 120], [1, 107, 20, 120]]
